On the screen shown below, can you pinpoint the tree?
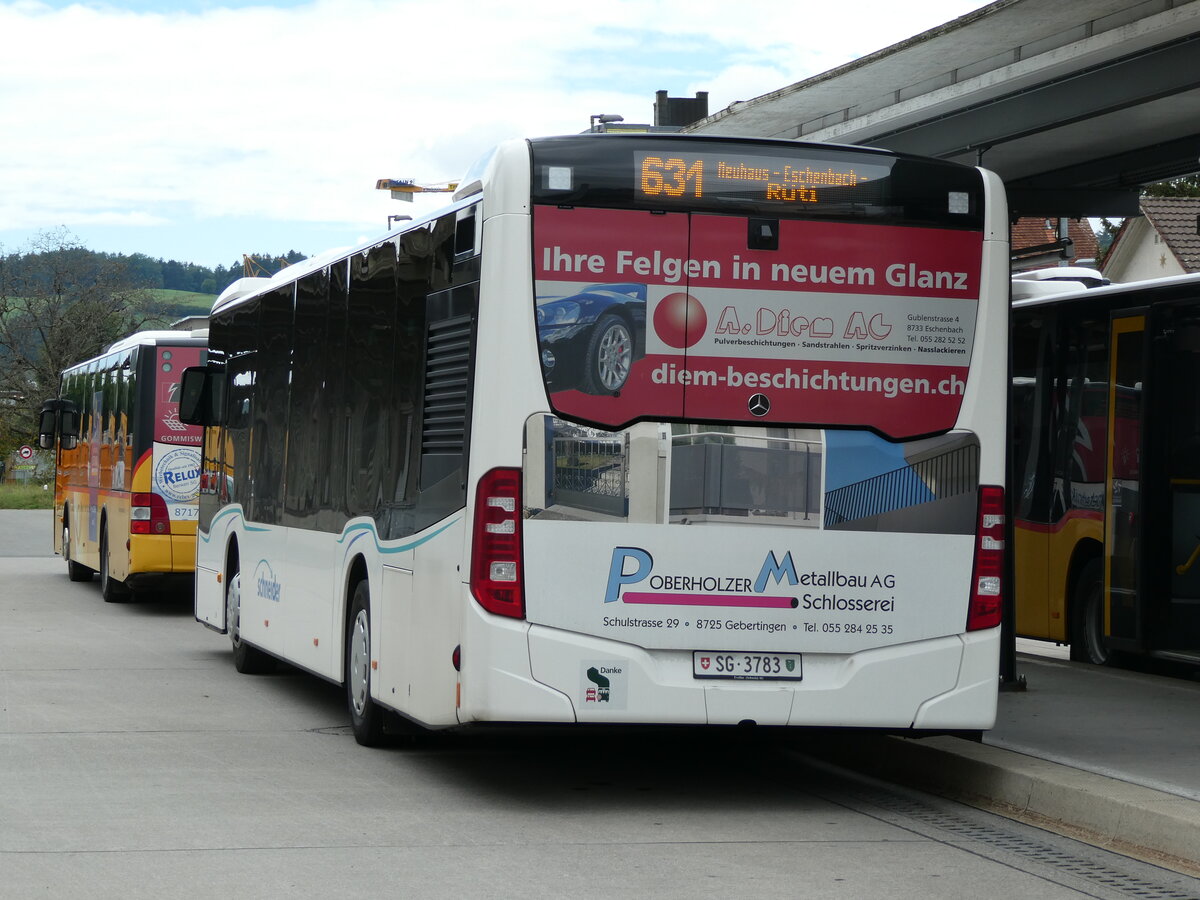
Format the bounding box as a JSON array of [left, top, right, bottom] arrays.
[[0, 228, 152, 459], [1142, 174, 1200, 198]]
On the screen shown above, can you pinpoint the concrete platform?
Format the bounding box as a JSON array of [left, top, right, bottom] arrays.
[[810, 649, 1200, 876]]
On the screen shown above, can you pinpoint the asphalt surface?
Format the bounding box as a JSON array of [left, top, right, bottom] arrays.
[[0, 506, 54, 556], [5, 507, 1200, 884]]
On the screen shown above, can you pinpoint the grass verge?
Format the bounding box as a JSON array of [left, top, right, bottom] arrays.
[[0, 481, 55, 509]]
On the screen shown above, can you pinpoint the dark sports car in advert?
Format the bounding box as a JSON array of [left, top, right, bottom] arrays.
[[536, 282, 646, 394]]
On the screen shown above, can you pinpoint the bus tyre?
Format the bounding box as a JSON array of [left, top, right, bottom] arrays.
[[99, 525, 130, 602], [63, 520, 92, 583], [227, 570, 274, 675], [582, 315, 633, 394], [346, 581, 385, 747], [1070, 559, 1110, 665]]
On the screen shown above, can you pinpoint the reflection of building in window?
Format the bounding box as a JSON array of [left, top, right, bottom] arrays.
[[524, 416, 824, 528], [669, 425, 821, 526], [823, 434, 979, 535]]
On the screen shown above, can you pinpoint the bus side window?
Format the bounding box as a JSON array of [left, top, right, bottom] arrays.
[[1012, 316, 1052, 523], [1167, 314, 1200, 478]]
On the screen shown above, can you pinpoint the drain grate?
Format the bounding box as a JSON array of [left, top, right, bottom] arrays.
[[862, 789, 1199, 899], [794, 755, 1200, 900]]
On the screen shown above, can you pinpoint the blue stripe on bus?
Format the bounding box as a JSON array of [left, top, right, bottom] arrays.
[[337, 518, 461, 555], [200, 508, 461, 555]]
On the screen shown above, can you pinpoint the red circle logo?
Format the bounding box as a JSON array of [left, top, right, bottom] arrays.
[[653, 292, 707, 349]]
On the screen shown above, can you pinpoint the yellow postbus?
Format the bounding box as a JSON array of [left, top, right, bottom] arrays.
[[1011, 271, 1200, 665], [40, 330, 206, 601]]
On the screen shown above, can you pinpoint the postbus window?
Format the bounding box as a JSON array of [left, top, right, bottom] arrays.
[[1167, 312, 1200, 479], [1041, 315, 1109, 524], [1011, 316, 1051, 522]]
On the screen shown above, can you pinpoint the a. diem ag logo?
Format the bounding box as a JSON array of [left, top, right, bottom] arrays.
[[652, 292, 707, 349]]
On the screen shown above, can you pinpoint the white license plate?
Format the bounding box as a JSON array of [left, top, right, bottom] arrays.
[[693, 651, 803, 681]]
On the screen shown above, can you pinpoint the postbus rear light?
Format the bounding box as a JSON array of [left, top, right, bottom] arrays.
[[130, 492, 170, 535], [470, 468, 525, 619], [967, 485, 1005, 631]]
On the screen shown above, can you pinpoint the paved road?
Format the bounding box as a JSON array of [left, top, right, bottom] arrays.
[[3, 521, 1198, 899], [0, 508, 53, 557]]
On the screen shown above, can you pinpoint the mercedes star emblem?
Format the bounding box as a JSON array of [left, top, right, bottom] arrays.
[[748, 393, 770, 417]]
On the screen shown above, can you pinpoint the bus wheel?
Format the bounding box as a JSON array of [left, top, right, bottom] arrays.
[[63, 520, 92, 583], [346, 580, 385, 747], [226, 570, 274, 675], [1070, 559, 1110, 665], [582, 315, 633, 394], [99, 525, 130, 602]]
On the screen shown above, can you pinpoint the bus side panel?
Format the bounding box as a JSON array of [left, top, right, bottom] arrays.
[[1047, 514, 1103, 642], [281, 525, 341, 679], [913, 629, 999, 729], [235, 524, 288, 658], [1014, 523, 1050, 637], [194, 506, 238, 631], [1015, 516, 1102, 643], [101, 493, 133, 582], [373, 520, 466, 728], [458, 601, 576, 725]]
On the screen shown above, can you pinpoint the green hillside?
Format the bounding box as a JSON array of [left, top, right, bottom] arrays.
[[142, 288, 215, 328]]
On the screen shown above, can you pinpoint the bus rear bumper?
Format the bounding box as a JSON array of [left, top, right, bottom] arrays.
[[123, 571, 195, 596], [460, 621, 999, 730]]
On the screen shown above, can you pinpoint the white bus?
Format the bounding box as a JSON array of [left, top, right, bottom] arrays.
[[180, 134, 1009, 744]]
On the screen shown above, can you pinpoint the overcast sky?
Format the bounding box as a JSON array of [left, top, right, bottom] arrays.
[[0, 0, 993, 271]]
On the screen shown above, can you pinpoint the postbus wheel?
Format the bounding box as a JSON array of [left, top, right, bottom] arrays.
[[1070, 558, 1110, 665], [346, 580, 385, 747], [62, 518, 92, 583], [99, 524, 130, 603], [226, 568, 275, 675]]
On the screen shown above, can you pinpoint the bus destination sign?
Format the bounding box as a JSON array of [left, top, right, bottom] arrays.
[[635, 151, 891, 207]]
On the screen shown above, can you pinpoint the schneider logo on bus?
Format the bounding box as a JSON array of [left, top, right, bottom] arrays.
[[604, 547, 897, 612], [254, 559, 282, 603]]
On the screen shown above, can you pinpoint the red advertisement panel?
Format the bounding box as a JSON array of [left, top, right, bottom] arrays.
[[533, 206, 982, 438], [154, 346, 204, 445]]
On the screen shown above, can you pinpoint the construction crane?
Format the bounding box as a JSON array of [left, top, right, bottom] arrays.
[[242, 255, 291, 278], [375, 178, 458, 203]]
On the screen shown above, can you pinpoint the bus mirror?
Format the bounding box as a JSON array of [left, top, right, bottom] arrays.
[[178, 366, 212, 426], [37, 403, 57, 450], [37, 399, 79, 449], [60, 406, 79, 450]]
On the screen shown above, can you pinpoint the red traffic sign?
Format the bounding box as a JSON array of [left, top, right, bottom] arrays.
[[18, 445, 33, 460]]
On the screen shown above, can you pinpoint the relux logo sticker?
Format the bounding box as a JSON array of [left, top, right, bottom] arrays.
[[153, 447, 200, 503]]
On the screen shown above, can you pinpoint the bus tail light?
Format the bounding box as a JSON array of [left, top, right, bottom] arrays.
[[967, 485, 1005, 631], [131, 492, 171, 535], [470, 468, 525, 619]]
